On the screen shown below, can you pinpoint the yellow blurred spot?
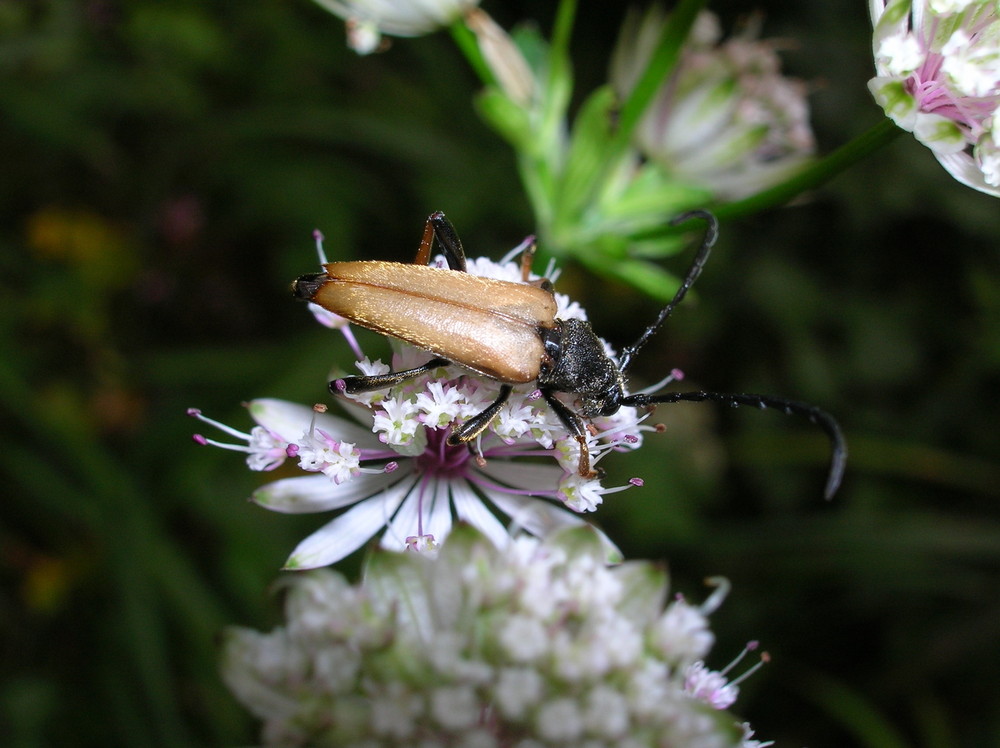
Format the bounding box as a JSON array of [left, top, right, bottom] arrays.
[[23, 554, 75, 614], [26, 206, 125, 263], [25, 206, 137, 288], [89, 385, 147, 435]]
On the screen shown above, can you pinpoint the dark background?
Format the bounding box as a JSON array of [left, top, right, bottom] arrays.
[[2, 1, 998, 745]]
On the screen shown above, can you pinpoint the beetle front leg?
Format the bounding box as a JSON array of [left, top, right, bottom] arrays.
[[332, 357, 451, 395], [447, 385, 513, 445], [541, 389, 597, 479], [412, 211, 468, 272]]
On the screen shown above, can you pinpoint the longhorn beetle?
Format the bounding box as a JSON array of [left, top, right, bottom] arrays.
[[292, 211, 846, 498]]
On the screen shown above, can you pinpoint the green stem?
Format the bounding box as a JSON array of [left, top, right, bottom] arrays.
[[449, 18, 497, 88], [613, 0, 706, 149], [564, 0, 704, 223], [548, 0, 578, 73], [713, 118, 903, 222], [630, 118, 902, 241], [541, 0, 577, 153]]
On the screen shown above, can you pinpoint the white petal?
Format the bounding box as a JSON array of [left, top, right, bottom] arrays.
[[935, 150, 1000, 196], [868, 76, 918, 130], [877, 34, 923, 75], [476, 459, 564, 492], [312, 0, 478, 37], [379, 486, 421, 551], [941, 30, 1000, 97], [913, 111, 967, 153], [379, 476, 452, 550], [249, 398, 378, 446], [481, 487, 577, 536], [976, 132, 1000, 186], [449, 480, 511, 548], [283, 488, 408, 569], [246, 399, 312, 439], [346, 19, 382, 54], [252, 471, 403, 514], [928, 0, 976, 13], [482, 489, 623, 563], [425, 479, 456, 545], [661, 78, 738, 154], [868, 0, 888, 26], [871, 0, 917, 58], [337, 394, 384, 429]]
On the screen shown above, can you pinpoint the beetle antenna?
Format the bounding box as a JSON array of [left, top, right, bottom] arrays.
[[621, 390, 847, 499], [618, 210, 719, 374]]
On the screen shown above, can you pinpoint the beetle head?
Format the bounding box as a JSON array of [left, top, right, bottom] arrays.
[[537, 319, 626, 418]]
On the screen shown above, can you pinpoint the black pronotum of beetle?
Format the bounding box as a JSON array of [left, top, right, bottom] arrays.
[[292, 211, 846, 498]]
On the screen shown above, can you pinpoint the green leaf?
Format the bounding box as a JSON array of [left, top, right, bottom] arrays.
[[553, 85, 617, 226], [579, 252, 683, 302], [611, 0, 707, 156], [801, 673, 913, 748], [474, 87, 533, 151]]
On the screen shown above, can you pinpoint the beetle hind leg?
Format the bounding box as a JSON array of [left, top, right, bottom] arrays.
[[332, 357, 451, 395], [413, 211, 468, 272], [517, 238, 537, 282]]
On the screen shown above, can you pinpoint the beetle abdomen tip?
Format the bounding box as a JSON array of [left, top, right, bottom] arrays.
[[291, 273, 328, 301]]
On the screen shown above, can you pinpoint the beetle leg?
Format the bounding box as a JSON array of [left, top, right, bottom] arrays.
[[518, 238, 537, 282], [412, 211, 468, 272], [332, 357, 451, 395], [540, 389, 597, 479], [413, 214, 437, 267], [447, 385, 513, 445]]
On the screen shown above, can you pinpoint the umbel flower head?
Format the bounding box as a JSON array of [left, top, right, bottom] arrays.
[[868, 0, 1000, 195], [221, 524, 771, 747], [312, 0, 480, 54], [611, 8, 816, 200], [191, 252, 650, 569]]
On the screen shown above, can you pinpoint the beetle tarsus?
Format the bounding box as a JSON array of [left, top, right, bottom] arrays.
[[573, 434, 598, 479]]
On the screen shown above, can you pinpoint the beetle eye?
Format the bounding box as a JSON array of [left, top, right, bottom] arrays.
[[599, 400, 621, 417], [596, 384, 624, 417], [578, 387, 622, 419]]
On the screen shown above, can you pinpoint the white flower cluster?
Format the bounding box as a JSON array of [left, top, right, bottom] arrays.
[[191, 253, 648, 569], [611, 9, 816, 200], [221, 524, 770, 748], [869, 0, 1000, 195]]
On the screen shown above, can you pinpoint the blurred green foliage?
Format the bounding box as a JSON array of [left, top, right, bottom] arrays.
[[1, 1, 998, 746]]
